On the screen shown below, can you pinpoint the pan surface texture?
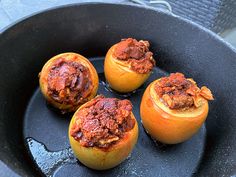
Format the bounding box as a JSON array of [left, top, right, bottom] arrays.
[[0, 3, 236, 177]]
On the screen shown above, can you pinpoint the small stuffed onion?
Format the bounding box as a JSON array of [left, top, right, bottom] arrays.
[[39, 52, 98, 113], [69, 95, 138, 170], [104, 38, 155, 93], [140, 73, 213, 144]]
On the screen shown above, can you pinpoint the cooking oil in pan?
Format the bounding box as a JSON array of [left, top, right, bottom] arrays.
[[97, 71, 160, 99], [26, 137, 78, 177], [98, 73, 137, 98]]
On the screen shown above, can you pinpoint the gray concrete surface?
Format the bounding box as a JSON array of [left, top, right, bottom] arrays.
[[0, 0, 122, 31]]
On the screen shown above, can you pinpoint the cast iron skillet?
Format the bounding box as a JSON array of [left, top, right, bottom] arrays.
[[0, 3, 236, 177]]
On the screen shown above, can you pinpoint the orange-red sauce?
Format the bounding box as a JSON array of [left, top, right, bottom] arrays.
[[155, 73, 213, 109], [47, 58, 92, 105], [113, 38, 155, 74], [70, 96, 135, 148]]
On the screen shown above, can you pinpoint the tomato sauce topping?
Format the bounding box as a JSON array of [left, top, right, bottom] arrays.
[[70, 95, 135, 148], [113, 38, 155, 74], [155, 73, 214, 109], [47, 58, 92, 106]]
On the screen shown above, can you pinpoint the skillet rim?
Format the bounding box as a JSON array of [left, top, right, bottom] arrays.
[[1, 2, 236, 54]]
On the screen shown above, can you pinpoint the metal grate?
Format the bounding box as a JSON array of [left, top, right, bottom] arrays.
[[167, 0, 236, 33]]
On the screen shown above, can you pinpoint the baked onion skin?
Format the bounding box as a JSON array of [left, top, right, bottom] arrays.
[[39, 52, 98, 112], [68, 99, 138, 170], [140, 80, 209, 144], [104, 44, 151, 93]]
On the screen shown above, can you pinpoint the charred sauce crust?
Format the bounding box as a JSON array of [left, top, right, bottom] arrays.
[[47, 58, 93, 106], [113, 38, 155, 74], [155, 73, 214, 109], [70, 95, 135, 148]]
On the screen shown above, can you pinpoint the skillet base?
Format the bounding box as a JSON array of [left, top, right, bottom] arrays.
[[24, 57, 206, 177]]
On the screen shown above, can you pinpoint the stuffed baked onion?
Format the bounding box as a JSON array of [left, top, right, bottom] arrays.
[[140, 73, 213, 144], [39, 52, 98, 113], [104, 38, 155, 93], [69, 95, 138, 170]]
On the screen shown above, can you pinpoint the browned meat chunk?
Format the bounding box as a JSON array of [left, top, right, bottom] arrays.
[[113, 38, 155, 74], [47, 58, 92, 106], [155, 73, 213, 109], [70, 95, 135, 148]]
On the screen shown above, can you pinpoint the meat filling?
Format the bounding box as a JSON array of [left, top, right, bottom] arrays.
[[113, 38, 155, 74], [155, 73, 214, 109], [70, 95, 135, 148], [47, 58, 92, 106]]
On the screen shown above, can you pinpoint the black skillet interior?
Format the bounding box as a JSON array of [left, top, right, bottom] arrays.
[[0, 3, 236, 177]]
